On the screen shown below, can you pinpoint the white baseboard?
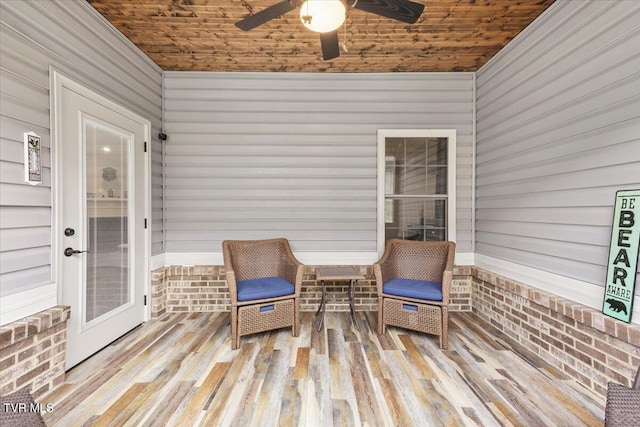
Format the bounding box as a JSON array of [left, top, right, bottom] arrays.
[[454, 252, 474, 265], [151, 253, 166, 270], [474, 254, 639, 325], [0, 283, 57, 326], [162, 251, 381, 267], [159, 251, 475, 268]]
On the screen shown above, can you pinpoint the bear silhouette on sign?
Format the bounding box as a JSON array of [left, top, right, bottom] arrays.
[[606, 298, 628, 315]]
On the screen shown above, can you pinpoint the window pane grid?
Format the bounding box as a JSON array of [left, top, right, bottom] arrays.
[[384, 136, 449, 243]]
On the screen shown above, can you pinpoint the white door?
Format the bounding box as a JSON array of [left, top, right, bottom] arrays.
[[56, 78, 148, 369]]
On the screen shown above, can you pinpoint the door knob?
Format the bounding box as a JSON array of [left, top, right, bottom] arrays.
[[64, 247, 89, 257]]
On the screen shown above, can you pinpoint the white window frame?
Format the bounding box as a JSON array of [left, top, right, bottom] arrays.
[[377, 129, 456, 256]]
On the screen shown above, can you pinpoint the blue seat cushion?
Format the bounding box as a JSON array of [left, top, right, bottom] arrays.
[[383, 278, 443, 301], [237, 276, 295, 301]]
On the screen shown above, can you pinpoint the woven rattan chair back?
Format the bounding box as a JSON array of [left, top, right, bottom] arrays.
[[605, 364, 640, 426], [225, 239, 292, 281], [387, 240, 451, 282], [0, 388, 46, 426]]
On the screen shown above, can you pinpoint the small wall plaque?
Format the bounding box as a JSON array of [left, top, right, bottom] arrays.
[[24, 132, 42, 185], [602, 189, 640, 323]]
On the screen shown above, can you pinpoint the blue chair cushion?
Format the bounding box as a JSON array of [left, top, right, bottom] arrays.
[[383, 278, 443, 301], [237, 276, 295, 301]]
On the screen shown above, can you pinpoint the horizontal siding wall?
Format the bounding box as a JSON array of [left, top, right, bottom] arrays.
[[163, 72, 473, 257], [0, 0, 162, 303], [476, 0, 640, 295]]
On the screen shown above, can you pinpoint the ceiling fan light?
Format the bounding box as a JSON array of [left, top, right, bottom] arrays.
[[300, 0, 346, 33]]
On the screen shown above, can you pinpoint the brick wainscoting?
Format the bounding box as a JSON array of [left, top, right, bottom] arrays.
[[472, 267, 640, 396], [0, 306, 70, 398], [150, 265, 473, 317]]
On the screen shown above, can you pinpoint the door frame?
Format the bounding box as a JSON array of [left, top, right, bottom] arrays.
[[50, 68, 151, 322]]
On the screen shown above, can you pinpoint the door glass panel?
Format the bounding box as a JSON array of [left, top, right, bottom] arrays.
[[84, 119, 130, 323]]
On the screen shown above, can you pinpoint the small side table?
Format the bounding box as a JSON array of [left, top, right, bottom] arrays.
[[315, 266, 365, 332]]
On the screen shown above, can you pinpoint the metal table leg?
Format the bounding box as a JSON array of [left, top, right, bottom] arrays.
[[349, 279, 360, 330], [316, 279, 326, 331]]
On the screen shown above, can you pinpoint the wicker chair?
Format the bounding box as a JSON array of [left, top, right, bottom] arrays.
[[605, 364, 640, 426], [374, 239, 456, 349], [222, 238, 303, 350], [0, 387, 46, 427]]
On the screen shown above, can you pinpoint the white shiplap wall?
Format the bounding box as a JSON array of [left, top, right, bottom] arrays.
[[475, 0, 640, 316], [0, 0, 162, 321], [163, 72, 474, 264]]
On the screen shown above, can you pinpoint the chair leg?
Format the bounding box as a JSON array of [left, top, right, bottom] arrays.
[[440, 307, 448, 350], [293, 298, 300, 337], [231, 307, 239, 350], [377, 297, 386, 335]]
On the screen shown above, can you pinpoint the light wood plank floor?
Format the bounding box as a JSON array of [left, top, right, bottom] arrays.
[[42, 311, 605, 426]]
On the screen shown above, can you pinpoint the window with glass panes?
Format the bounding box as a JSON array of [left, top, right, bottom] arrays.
[[383, 136, 450, 243]]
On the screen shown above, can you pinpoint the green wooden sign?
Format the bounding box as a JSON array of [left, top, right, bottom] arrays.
[[603, 189, 640, 323]]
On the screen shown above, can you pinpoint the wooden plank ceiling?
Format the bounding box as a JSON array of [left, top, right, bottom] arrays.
[[88, 0, 556, 73]]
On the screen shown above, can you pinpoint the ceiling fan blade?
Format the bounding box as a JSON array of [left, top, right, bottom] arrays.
[[353, 0, 425, 24], [320, 31, 340, 60], [235, 1, 297, 31]]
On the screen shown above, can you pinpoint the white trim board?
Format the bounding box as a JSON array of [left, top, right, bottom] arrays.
[[475, 253, 640, 325], [0, 284, 57, 326], [155, 251, 475, 268], [151, 252, 166, 270], [161, 252, 380, 267]]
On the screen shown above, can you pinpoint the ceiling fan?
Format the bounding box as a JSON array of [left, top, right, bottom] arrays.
[[235, 0, 425, 61]]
